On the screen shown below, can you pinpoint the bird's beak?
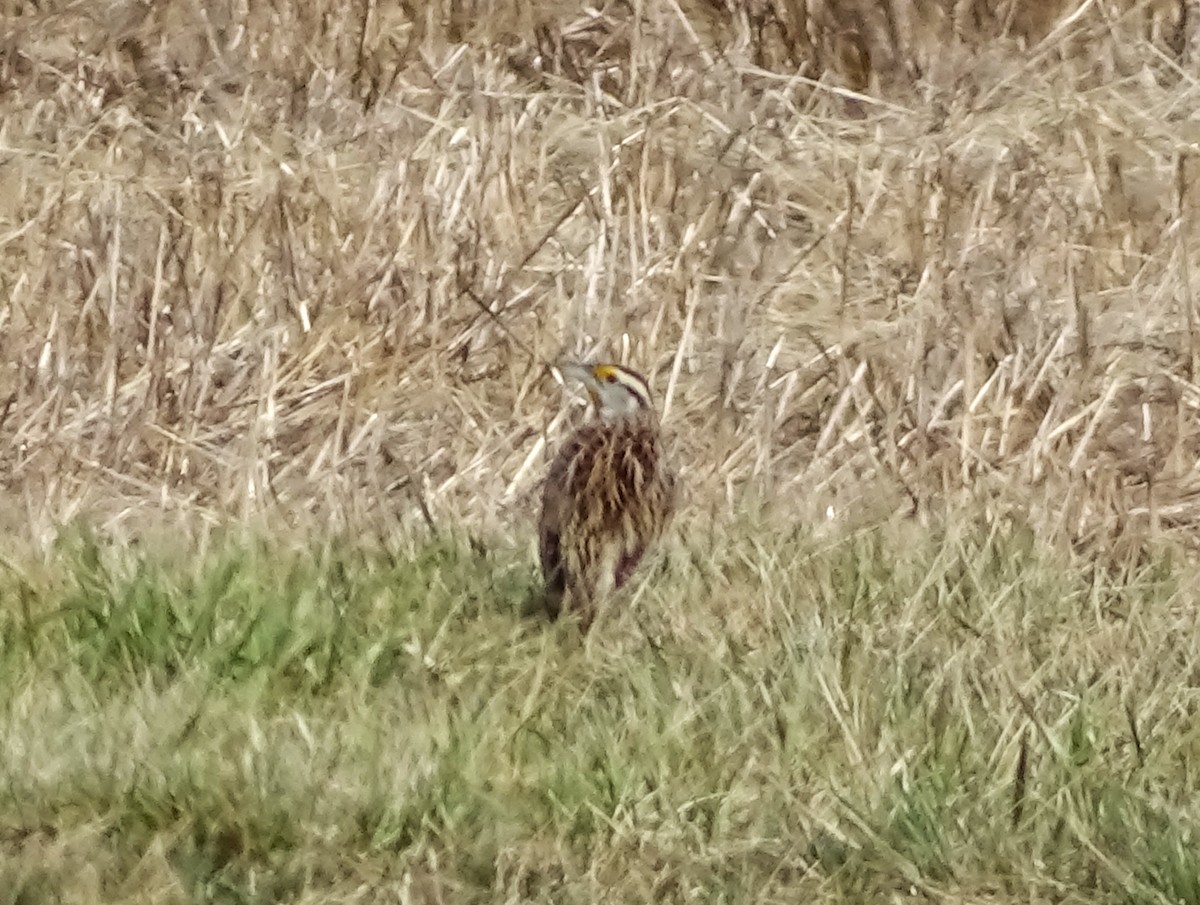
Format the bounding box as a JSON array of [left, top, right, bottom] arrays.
[[558, 362, 593, 383], [558, 362, 601, 408]]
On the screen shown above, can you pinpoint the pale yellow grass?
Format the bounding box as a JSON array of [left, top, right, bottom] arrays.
[[2, 0, 1200, 566]]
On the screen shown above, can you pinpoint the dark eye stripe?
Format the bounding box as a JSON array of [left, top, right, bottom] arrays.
[[598, 364, 653, 409], [617, 368, 650, 405]]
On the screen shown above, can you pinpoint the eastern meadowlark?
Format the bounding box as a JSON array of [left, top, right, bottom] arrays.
[[539, 362, 677, 631]]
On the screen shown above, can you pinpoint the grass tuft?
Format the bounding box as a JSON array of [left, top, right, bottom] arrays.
[[1, 526, 1198, 902]]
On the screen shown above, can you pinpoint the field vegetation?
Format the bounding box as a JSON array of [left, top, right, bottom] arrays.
[[3, 0, 1200, 901]]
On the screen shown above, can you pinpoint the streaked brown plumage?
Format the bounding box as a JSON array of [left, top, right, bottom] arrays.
[[539, 363, 676, 631]]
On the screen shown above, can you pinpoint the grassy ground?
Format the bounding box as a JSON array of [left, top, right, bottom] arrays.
[[5, 0, 1200, 901], [2, 523, 1198, 904]]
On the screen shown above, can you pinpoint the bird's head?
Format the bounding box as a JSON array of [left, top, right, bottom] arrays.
[[560, 362, 653, 419]]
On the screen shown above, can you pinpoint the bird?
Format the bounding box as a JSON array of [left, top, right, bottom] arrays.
[[538, 362, 677, 632]]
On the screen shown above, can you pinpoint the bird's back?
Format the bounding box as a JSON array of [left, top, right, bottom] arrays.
[[539, 411, 675, 626]]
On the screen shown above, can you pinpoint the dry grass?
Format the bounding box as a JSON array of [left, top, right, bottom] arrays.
[[3, 2, 1200, 899], [2, 0, 1199, 559]]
